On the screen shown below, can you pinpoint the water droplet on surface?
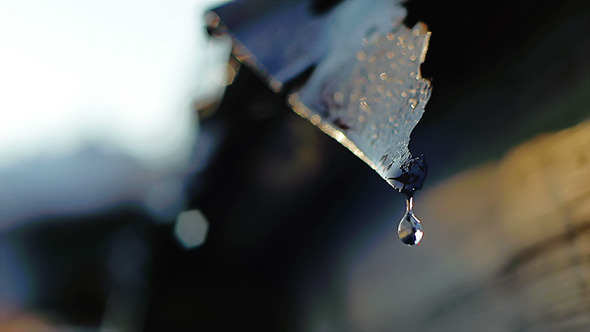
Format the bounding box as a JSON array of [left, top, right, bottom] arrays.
[[357, 51, 367, 61], [398, 196, 423, 246]]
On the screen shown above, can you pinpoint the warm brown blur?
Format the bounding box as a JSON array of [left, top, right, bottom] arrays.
[[346, 121, 590, 330]]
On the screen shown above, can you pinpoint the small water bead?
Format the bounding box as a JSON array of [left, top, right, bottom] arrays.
[[357, 51, 367, 61], [398, 196, 424, 246]]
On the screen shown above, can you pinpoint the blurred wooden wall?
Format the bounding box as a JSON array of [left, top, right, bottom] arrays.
[[414, 121, 590, 330]]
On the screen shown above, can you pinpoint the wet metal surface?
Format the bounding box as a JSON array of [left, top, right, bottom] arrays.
[[211, 0, 431, 194]]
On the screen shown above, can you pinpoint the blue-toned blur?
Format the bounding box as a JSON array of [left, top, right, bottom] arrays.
[[1, 0, 589, 331]]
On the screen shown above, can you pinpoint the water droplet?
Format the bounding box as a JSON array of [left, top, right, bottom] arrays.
[[357, 51, 367, 61], [398, 196, 424, 246]]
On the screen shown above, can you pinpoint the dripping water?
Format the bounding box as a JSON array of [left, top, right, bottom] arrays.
[[398, 195, 423, 246], [384, 154, 427, 246]]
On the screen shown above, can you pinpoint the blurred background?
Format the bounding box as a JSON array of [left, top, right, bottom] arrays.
[[1, 0, 589, 331]]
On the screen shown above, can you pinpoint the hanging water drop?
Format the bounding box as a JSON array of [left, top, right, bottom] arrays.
[[398, 196, 423, 246]]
